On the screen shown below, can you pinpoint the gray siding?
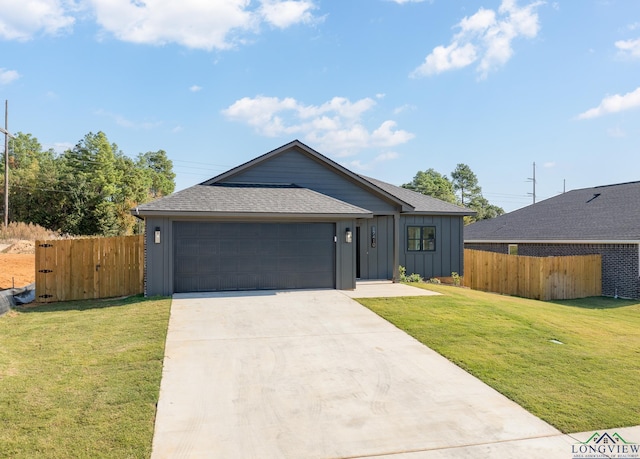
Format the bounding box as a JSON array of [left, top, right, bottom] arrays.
[[223, 149, 398, 213], [145, 216, 173, 296], [336, 220, 357, 289], [400, 215, 464, 279], [357, 216, 394, 279]]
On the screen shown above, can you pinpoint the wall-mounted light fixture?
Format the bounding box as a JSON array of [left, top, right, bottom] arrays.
[[371, 225, 377, 248], [345, 227, 353, 243], [154, 227, 161, 244]]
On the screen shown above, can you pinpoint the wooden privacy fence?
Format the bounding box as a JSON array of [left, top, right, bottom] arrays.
[[463, 249, 602, 300], [35, 235, 144, 303]]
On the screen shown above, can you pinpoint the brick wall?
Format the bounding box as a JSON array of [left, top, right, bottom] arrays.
[[465, 242, 640, 299]]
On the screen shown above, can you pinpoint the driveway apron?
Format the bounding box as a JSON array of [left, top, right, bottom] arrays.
[[151, 288, 573, 458]]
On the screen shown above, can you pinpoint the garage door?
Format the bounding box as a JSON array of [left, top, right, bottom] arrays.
[[173, 222, 335, 292]]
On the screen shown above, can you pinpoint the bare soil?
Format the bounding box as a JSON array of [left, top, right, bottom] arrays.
[[0, 240, 36, 289]]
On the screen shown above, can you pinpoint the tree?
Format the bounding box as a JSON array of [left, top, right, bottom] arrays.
[[2, 131, 176, 236], [403, 163, 505, 224], [450, 163, 481, 206], [137, 150, 176, 199], [57, 132, 123, 235], [402, 169, 457, 204], [468, 195, 505, 222], [4, 132, 61, 227]]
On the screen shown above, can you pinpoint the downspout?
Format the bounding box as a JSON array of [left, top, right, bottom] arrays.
[[392, 212, 400, 282]]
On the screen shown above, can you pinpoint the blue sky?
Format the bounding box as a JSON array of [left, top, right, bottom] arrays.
[[1, 0, 639, 212]]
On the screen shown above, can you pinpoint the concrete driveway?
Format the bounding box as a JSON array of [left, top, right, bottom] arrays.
[[152, 284, 580, 458]]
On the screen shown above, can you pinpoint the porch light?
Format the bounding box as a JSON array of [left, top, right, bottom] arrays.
[[345, 228, 352, 243], [154, 227, 161, 244]]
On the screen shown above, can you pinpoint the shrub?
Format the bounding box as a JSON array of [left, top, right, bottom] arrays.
[[451, 272, 461, 286], [399, 265, 423, 283], [0, 222, 60, 241]]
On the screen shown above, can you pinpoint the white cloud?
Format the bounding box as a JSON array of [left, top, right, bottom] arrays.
[[615, 38, 640, 59], [222, 95, 414, 156], [393, 104, 416, 115], [345, 151, 400, 172], [374, 151, 399, 162], [190, 85, 203, 92], [411, 0, 544, 79], [577, 87, 640, 120], [543, 161, 555, 168], [0, 0, 75, 40], [0, 69, 20, 85], [0, 0, 319, 49], [259, 0, 316, 28], [388, 0, 428, 4], [410, 42, 477, 76], [627, 22, 640, 31], [607, 127, 626, 138], [89, 0, 319, 50]]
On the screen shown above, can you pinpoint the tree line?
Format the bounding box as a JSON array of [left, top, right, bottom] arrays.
[[402, 164, 504, 223], [0, 131, 175, 236]]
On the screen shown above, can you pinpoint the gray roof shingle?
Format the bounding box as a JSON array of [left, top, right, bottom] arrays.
[[465, 181, 640, 241], [360, 175, 474, 215], [135, 183, 372, 217]]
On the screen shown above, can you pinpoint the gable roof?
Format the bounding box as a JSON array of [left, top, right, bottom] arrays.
[[202, 140, 415, 212], [134, 183, 372, 218], [465, 181, 640, 242], [361, 175, 474, 216], [134, 140, 474, 218]]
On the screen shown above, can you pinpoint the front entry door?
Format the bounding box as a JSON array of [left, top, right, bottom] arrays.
[[357, 216, 394, 280]]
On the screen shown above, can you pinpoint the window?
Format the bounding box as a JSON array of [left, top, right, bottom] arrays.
[[508, 244, 518, 255], [407, 226, 436, 252]]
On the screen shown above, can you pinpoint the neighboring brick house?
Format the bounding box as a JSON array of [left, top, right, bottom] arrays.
[[464, 181, 640, 299]]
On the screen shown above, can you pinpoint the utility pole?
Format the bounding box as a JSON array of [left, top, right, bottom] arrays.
[[1, 100, 15, 227], [527, 162, 536, 204]]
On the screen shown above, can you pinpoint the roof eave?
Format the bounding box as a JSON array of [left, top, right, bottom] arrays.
[[131, 210, 374, 219], [405, 210, 476, 217]]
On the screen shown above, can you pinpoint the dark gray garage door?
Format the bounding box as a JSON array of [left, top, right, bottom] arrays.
[[173, 222, 336, 292]]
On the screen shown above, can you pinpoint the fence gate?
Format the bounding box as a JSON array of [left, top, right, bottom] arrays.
[[35, 235, 144, 303]]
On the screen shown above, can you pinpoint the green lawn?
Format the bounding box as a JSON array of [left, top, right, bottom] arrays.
[[357, 284, 640, 433], [0, 296, 171, 459]]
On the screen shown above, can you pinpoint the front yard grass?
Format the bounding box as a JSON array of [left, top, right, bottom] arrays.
[[357, 284, 640, 434], [0, 295, 171, 459]]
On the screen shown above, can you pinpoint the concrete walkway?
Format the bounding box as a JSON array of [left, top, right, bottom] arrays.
[[151, 283, 639, 458]]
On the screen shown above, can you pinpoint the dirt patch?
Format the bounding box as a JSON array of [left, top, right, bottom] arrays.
[[1, 240, 35, 254], [0, 253, 35, 289]]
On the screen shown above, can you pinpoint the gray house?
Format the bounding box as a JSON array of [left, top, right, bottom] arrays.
[[465, 181, 640, 299], [134, 140, 472, 296]]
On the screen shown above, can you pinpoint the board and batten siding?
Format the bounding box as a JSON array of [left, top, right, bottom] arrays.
[[222, 149, 398, 213], [358, 216, 394, 280], [400, 215, 464, 279]]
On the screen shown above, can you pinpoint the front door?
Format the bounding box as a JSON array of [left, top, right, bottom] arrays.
[[357, 216, 394, 280]]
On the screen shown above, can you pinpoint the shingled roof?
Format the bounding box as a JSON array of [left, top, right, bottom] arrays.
[[465, 181, 640, 242], [134, 183, 372, 218], [360, 175, 474, 216], [134, 139, 474, 218]]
